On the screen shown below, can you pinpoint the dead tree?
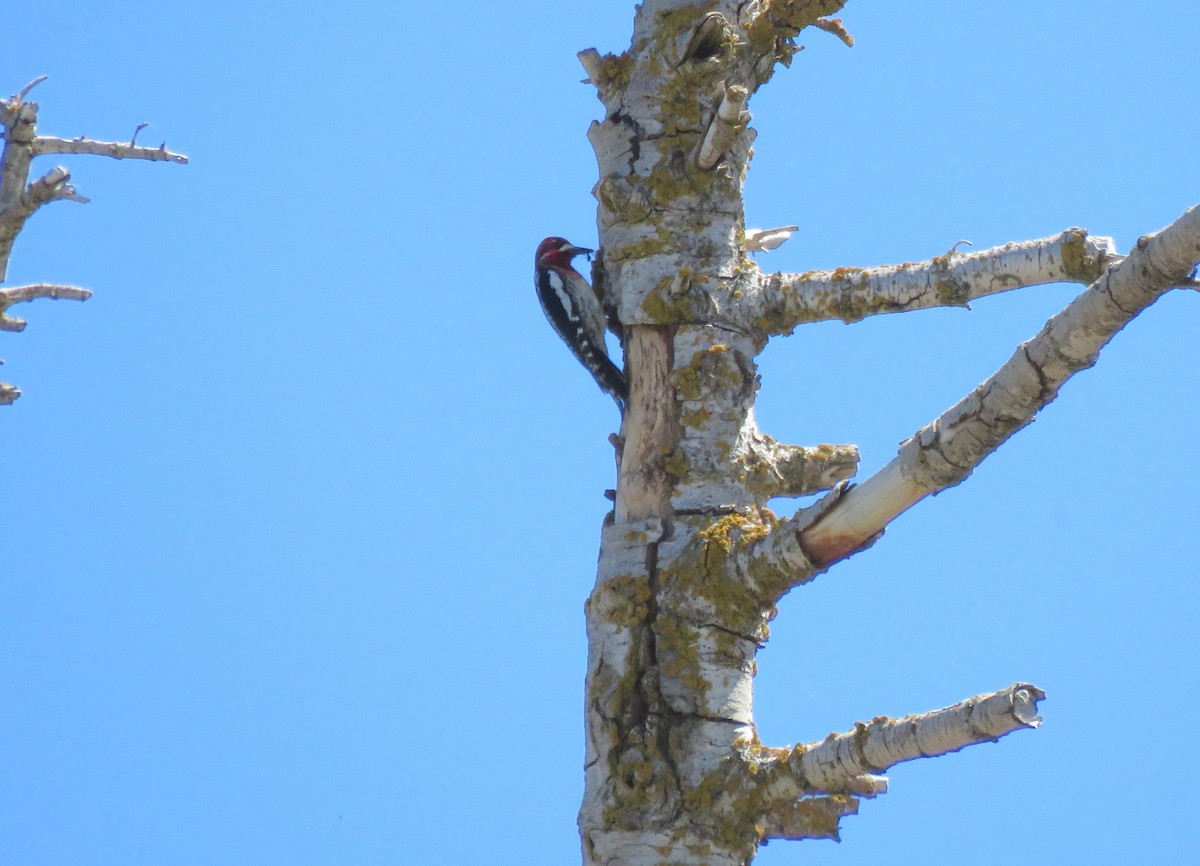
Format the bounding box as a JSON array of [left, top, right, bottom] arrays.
[[0, 76, 186, 404], [575, 4, 1200, 864]]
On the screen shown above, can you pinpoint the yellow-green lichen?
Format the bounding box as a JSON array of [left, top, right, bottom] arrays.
[[828, 266, 863, 281], [672, 360, 704, 400], [653, 511, 780, 634], [662, 446, 690, 483], [671, 344, 743, 400], [743, 454, 783, 497], [754, 267, 879, 334], [610, 233, 670, 263], [656, 4, 707, 38], [596, 176, 653, 223], [679, 757, 772, 854], [655, 616, 706, 693], [744, 15, 781, 59], [699, 511, 774, 556], [644, 150, 718, 205], [594, 51, 633, 91], [712, 625, 741, 659], [649, 5, 727, 132], [1060, 228, 1104, 283], [641, 278, 694, 324], [659, 78, 706, 137], [934, 278, 969, 307], [593, 574, 653, 627]]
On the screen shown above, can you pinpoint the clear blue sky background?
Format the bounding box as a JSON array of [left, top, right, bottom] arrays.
[[4, 2, 1197, 864]]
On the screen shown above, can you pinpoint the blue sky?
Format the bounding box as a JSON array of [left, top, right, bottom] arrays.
[[3, 2, 1198, 864]]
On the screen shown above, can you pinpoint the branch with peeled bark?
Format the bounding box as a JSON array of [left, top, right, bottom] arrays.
[[775, 202, 1200, 568], [697, 81, 749, 170], [751, 229, 1119, 333]]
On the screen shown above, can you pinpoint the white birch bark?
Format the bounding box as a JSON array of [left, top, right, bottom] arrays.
[[751, 230, 1119, 331], [0, 78, 186, 404], [575, 3, 1200, 865], [792, 202, 1200, 566]]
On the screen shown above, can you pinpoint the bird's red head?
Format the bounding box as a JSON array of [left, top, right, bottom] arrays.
[[536, 236, 594, 272]]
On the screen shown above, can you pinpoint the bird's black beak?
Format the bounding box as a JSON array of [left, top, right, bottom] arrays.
[[567, 245, 594, 262]]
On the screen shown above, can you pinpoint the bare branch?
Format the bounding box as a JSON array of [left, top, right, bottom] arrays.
[[14, 76, 47, 103], [0, 166, 87, 278], [33, 135, 189, 164], [578, 48, 604, 86], [796, 203, 1200, 565], [812, 16, 854, 47], [744, 437, 858, 499], [129, 122, 150, 147], [754, 229, 1120, 335], [23, 165, 86, 206], [666, 329, 859, 512], [743, 0, 850, 76], [721, 683, 1039, 846], [792, 683, 1043, 791], [0, 283, 91, 331], [697, 81, 750, 170]]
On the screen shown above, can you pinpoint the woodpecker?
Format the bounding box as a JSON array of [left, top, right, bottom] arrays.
[[535, 236, 627, 411]]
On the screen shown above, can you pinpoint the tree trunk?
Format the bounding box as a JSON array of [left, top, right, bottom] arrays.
[[576, 3, 1200, 864]]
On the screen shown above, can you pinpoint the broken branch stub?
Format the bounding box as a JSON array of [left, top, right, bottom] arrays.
[[0, 283, 92, 332]]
